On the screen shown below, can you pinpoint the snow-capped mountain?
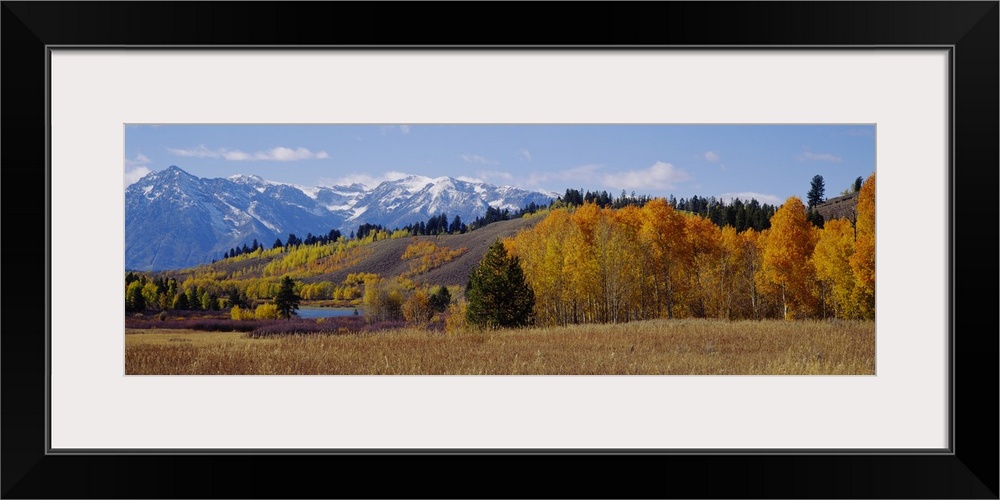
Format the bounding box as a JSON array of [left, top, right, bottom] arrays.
[[125, 166, 555, 271], [126, 166, 346, 271], [342, 174, 553, 232]]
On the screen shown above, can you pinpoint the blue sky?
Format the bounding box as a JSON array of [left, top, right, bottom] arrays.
[[125, 124, 875, 205]]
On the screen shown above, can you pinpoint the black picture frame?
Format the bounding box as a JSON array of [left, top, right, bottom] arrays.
[[3, 2, 996, 498]]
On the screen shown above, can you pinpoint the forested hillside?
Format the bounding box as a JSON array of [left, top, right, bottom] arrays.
[[505, 174, 875, 324], [125, 175, 874, 325]]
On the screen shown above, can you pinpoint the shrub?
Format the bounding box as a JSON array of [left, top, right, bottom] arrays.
[[184, 319, 257, 332], [445, 301, 468, 334], [403, 289, 434, 327], [231, 305, 256, 321], [362, 276, 404, 323], [244, 316, 383, 338], [255, 303, 280, 320]]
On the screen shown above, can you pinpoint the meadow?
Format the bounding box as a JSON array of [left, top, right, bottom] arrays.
[[125, 319, 875, 375]]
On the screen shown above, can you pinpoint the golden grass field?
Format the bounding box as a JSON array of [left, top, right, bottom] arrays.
[[125, 319, 874, 375]]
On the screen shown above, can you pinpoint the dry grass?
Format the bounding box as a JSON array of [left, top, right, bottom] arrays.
[[125, 319, 874, 375]]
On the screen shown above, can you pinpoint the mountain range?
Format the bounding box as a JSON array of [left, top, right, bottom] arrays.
[[125, 165, 555, 271]]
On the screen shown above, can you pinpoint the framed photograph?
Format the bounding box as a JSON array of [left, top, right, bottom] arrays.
[[4, 2, 996, 498]]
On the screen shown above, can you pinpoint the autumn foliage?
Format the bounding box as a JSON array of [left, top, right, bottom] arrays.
[[505, 174, 875, 325], [849, 174, 876, 320], [761, 196, 819, 319], [400, 239, 467, 279]]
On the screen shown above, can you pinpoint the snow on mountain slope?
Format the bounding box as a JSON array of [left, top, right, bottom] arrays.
[[125, 166, 555, 270]]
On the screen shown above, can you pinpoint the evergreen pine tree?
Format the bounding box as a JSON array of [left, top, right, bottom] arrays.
[[807, 207, 825, 228], [807, 175, 826, 208], [465, 240, 535, 329], [430, 285, 452, 312], [274, 276, 301, 319], [172, 292, 189, 310], [125, 281, 145, 312]]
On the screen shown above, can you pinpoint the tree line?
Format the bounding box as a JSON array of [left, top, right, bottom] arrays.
[[502, 174, 875, 326], [216, 202, 546, 263], [216, 188, 779, 266], [557, 188, 778, 233]]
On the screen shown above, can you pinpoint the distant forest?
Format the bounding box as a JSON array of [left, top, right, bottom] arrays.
[[218, 189, 778, 262]]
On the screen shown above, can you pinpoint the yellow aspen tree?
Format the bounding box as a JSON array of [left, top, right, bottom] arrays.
[[715, 225, 744, 320], [737, 228, 767, 320], [612, 205, 648, 321], [752, 229, 784, 319], [571, 201, 602, 247], [682, 214, 722, 318], [590, 207, 639, 323], [545, 212, 578, 325], [517, 209, 578, 326], [141, 282, 160, 309], [566, 203, 603, 323], [362, 275, 384, 322], [761, 196, 819, 319], [812, 218, 857, 319], [505, 209, 573, 326], [850, 173, 876, 319], [402, 289, 434, 327], [639, 198, 688, 319]]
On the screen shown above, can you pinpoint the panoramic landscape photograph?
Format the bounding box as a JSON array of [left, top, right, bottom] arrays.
[[124, 124, 876, 375]]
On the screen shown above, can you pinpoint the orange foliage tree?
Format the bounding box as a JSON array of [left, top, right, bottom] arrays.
[[849, 173, 876, 319], [812, 218, 857, 319], [639, 199, 689, 319], [761, 196, 819, 319], [504, 188, 872, 323], [681, 213, 722, 318], [505, 209, 576, 326]]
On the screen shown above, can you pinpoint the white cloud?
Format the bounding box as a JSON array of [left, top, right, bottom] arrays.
[[603, 161, 692, 190], [455, 175, 486, 183], [168, 145, 329, 161], [479, 164, 607, 190], [798, 151, 843, 163], [704, 151, 720, 162], [321, 171, 408, 189], [125, 152, 151, 168], [124, 166, 151, 187], [124, 152, 153, 187], [167, 144, 218, 158], [517, 148, 532, 162], [459, 161, 692, 194], [467, 165, 603, 190], [474, 170, 516, 183], [718, 192, 783, 205], [257, 147, 329, 161], [222, 150, 252, 161], [461, 153, 499, 166], [399, 125, 410, 135]]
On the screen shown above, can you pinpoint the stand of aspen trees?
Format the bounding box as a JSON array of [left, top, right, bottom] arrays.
[[504, 174, 875, 326]]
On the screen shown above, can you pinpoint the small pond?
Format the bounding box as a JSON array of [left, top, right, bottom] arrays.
[[295, 307, 362, 319]]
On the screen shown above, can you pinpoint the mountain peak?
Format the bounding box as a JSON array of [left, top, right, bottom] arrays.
[[126, 169, 555, 270], [228, 173, 267, 184], [157, 165, 200, 182], [394, 174, 434, 192]]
